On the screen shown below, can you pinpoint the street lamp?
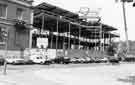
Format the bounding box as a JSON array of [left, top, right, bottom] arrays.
[[118, 0, 133, 53]]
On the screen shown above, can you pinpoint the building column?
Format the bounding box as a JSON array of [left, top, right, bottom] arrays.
[[68, 23, 71, 50], [103, 32, 105, 51], [51, 27, 53, 49], [79, 26, 81, 49], [74, 35, 76, 49], [109, 33, 111, 45], [29, 9, 34, 49], [63, 33, 66, 56], [94, 29, 96, 51], [56, 20, 59, 57], [100, 23, 102, 51]]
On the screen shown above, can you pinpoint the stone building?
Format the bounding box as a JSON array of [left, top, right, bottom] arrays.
[[0, 0, 33, 57]]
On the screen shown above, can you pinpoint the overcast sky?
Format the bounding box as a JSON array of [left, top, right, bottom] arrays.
[[33, 0, 135, 41]]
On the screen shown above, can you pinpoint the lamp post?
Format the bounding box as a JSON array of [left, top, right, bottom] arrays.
[[119, 0, 133, 53], [122, 0, 129, 53]]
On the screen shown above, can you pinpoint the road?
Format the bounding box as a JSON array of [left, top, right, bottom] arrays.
[[0, 63, 135, 85]]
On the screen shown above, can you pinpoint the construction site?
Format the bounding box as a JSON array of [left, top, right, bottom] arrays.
[[31, 2, 119, 59]]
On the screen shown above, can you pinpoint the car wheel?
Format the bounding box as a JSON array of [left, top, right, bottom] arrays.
[[40, 62, 44, 64], [12, 62, 16, 65]]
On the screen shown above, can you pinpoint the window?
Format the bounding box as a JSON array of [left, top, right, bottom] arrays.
[[16, 8, 24, 20], [0, 4, 7, 18], [0, 27, 7, 43]]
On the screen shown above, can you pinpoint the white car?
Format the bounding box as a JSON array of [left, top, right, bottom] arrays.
[[83, 57, 92, 63], [70, 57, 77, 63], [6, 56, 25, 64], [100, 57, 108, 63], [29, 55, 47, 64], [79, 58, 86, 63], [74, 57, 84, 63]]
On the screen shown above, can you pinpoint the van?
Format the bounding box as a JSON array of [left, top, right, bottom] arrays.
[[29, 55, 50, 64], [6, 56, 25, 65]]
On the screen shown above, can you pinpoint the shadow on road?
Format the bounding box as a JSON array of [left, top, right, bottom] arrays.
[[117, 76, 135, 85]]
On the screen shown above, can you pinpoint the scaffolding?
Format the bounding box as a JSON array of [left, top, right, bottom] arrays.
[[32, 2, 119, 57]]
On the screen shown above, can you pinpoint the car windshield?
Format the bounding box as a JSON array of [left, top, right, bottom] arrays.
[[37, 57, 40, 59], [75, 57, 79, 59]]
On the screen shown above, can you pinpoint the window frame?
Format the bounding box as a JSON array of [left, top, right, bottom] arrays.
[[16, 8, 24, 20], [0, 3, 7, 19], [0, 26, 7, 43]]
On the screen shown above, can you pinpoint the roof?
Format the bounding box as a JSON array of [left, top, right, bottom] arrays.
[[34, 2, 79, 21], [33, 2, 119, 39], [102, 24, 117, 31]]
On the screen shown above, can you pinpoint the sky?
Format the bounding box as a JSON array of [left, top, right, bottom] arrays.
[[33, 0, 135, 41]]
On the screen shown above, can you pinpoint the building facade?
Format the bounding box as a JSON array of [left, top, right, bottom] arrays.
[[0, 0, 33, 57]]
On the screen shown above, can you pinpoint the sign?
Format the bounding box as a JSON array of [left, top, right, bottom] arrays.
[[79, 7, 89, 15], [78, 7, 101, 22], [37, 38, 48, 48]]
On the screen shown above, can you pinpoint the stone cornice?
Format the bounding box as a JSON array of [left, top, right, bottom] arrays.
[[0, 18, 29, 26], [7, 0, 33, 8]]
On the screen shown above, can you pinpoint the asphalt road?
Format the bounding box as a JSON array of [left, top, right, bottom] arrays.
[[0, 63, 135, 85]]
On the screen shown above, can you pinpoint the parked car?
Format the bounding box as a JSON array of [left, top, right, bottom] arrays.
[[70, 57, 78, 63], [29, 55, 51, 64], [79, 58, 86, 63], [100, 57, 108, 63], [24, 59, 34, 65], [108, 56, 119, 64], [124, 54, 135, 62], [63, 57, 70, 64], [52, 56, 70, 64], [83, 57, 94, 63], [93, 57, 101, 63], [0, 57, 5, 66], [6, 56, 25, 65], [70, 57, 84, 64], [44, 56, 52, 65]]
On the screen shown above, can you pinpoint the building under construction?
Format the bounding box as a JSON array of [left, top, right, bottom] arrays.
[[0, 0, 119, 60], [32, 3, 119, 59]]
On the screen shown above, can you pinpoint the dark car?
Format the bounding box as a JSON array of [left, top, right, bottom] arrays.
[[53, 56, 70, 64], [108, 56, 119, 64], [0, 57, 5, 66], [24, 59, 34, 65]]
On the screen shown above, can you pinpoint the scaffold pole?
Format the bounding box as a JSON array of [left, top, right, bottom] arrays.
[[68, 23, 71, 50], [56, 20, 59, 57], [79, 25, 81, 49], [41, 14, 45, 34]]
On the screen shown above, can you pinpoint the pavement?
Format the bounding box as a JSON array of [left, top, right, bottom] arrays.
[[0, 63, 135, 85]]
